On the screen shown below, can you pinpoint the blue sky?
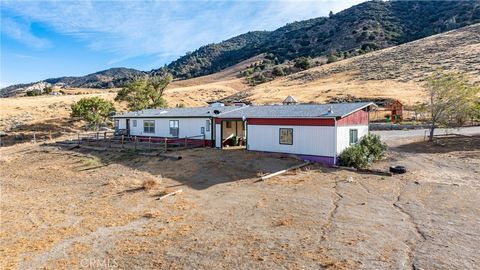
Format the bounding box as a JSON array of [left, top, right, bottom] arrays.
[[1, 0, 364, 87]]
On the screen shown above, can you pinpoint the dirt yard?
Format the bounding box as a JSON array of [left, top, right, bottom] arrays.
[[1, 133, 479, 269]]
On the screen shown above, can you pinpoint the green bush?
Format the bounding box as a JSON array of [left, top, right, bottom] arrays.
[[294, 57, 311, 70], [339, 133, 387, 168]]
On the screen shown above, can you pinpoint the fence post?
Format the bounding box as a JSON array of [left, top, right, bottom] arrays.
[[33, 132, 36, 144], [104, 132, 107, 140], [184, 137, 187, 148], [203, 134, 206, 147], [121, 135, 124, 148], [164, 138, 167, 152], [49, 130, 52, 141], [77, 132, 80, 146], [134, 136, 137, 150], [149, 137, 152, 151]]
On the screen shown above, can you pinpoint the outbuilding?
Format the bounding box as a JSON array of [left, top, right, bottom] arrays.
[[113, 102, 376, 165]]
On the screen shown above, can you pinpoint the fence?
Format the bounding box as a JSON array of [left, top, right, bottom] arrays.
[[77, 132, 206, 152]]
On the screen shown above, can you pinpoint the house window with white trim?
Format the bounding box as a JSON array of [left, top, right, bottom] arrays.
[[279, 128, 293, 145], [132, 120, 137, 127], [144, 120, 155, 133], [349, 129, 358, 145], [170, 120, 179, 137]]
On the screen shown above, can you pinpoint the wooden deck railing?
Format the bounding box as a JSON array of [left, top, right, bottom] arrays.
[[76, 132, 206, 152]]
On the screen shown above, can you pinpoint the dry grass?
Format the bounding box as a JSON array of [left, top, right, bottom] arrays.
[[141, 178, 159, 190]]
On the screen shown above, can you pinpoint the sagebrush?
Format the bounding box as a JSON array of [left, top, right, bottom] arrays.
[[339, 133, 387, 169]]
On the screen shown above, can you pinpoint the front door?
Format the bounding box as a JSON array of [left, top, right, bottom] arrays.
[[126, 119, 130, 135]]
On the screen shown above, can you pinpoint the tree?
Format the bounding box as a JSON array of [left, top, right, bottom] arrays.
[[115, 74, 172, 111], [327, 54, 338, 63], [71, 97, 115, 130], [425, 70, 479, 141], [294, 57, 311, 70], [413, 102, 428, 121], [272, 66, 285, 77]]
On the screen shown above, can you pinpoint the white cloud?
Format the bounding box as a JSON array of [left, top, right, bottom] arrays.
[[1, 0, 365, 64], [1, 17, 51, 48]]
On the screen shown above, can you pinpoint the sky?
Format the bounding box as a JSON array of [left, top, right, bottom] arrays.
[[0, 0, 365, 87]]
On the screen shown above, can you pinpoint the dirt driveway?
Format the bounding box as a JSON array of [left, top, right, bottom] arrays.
[[1, 134, 479, 269]]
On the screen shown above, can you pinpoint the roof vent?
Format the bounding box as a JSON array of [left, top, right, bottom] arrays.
[[213, 109, 221, 114], [328, 106, 333, 114]]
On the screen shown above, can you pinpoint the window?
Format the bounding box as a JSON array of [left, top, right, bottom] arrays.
[[279, 128, 293, 145], [206, 120, 210, 132], [226, 121, 232, 128], [349, 129, 358, 145], [170, 120, 179, 137], [201, 127, 205, 135], [144, 120, 155, 133], [132, 120, 137, 127]]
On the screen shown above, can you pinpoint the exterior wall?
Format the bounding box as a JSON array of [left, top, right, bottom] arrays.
[[117, 119, 126, 129], [221, 120, 245, 139], [126, 117, 212, 140], [337, 109, 369, 126], [247, 124, 336, 158], [336, 125, 369, 155], [215, 123, 221, 148]]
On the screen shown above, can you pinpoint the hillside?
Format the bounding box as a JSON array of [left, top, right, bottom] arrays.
[[222, 23, 480, 105], [166, 0, 480, 79], [0, 68, 147, 97]]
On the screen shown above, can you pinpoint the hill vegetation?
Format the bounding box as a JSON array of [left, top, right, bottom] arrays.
[[166, 0, 480, 79]]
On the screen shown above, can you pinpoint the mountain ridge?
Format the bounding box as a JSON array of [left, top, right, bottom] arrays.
[[2, 0, 479, 97]]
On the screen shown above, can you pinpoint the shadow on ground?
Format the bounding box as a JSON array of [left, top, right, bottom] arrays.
[[392, 135, 480, 154], [67, 147, 304, 190]]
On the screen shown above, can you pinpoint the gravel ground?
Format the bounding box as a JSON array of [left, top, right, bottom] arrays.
[[0, 132, 479, 269]]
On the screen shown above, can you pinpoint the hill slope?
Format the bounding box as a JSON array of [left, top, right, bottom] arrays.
[[0, 68, 147, 97], [223, 23, 480, 105], [166, 0, 480, 79]]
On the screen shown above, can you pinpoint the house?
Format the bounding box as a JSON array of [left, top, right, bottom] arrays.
[[113, 102, 376, 165]]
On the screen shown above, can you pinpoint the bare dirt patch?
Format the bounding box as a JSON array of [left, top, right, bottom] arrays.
[[1, 135, 479, 269]]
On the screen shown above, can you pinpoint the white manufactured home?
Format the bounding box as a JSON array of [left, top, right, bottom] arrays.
[[113, 102, 376, 165]]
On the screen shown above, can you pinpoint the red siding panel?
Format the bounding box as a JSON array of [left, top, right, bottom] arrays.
[[248, 118, 335, 126], [337, 109, 369, 126]]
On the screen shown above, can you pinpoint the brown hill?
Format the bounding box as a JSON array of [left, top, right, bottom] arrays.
[[222, 23, 480, 106]]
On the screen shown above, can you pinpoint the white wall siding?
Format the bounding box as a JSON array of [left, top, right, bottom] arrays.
[[336, 125, 369, 155], [215, 123, 221, 148], [127, 118, 211, 139], [117, 119, 126, 129], [247, 125, 336, 157]]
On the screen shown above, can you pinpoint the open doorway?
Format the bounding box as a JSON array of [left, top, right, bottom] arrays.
[[221, 120, 246, 149]]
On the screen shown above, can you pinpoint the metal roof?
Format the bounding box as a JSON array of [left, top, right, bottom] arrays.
[[113, 102, 376, 119], [113, 106, 245, 118], [218, 102, 376, 119]]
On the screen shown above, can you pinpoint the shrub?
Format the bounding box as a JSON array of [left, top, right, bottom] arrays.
[[272, 66, 285, 76], [327, 54, 338, 63], [294, 57, 311, 70], [339, 133, 387, 168]]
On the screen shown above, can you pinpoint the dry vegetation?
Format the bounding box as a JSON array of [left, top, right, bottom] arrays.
[[1, 134, 479, 269]]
